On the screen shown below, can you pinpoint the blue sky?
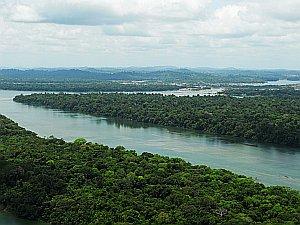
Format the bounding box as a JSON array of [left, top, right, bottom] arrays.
[[0, 0, 300, 69]]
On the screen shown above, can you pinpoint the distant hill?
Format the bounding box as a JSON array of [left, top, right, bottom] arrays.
[[0, 67, 299, 83]]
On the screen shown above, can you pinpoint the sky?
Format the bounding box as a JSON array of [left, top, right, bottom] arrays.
[[0, 0, 300, 69]]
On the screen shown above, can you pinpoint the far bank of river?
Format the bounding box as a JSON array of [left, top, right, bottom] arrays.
[[227, 79, 300, 86]]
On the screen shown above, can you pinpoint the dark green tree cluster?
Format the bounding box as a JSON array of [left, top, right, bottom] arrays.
[[14, 93, 300, 146], [1, 68, 299, 85], [0, 115, 299, 225], [0, 81, 181, 92], [225, 86, 300, 98]]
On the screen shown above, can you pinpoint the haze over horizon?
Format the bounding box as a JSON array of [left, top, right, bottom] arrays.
[[1, 66, 300, 71], [1, 0, 300, 69]]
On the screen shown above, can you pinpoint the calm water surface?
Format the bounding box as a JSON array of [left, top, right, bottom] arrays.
[[0, 90, 299, 191], [140, 87, 224, 96], [0, 214, 45, 225], [230, 79, 300, 86]]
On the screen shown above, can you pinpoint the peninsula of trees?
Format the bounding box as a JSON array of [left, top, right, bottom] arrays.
[[0, 81, 181, 92], [14, 93, 300, 147], [0, 115, 299, 225]]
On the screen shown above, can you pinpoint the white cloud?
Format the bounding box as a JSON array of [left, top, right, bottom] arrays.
[[194, 5, 256, 38], [0, 0, 300, 68], [4, 0, 211, 25], [9, 4, 41, 22], [102, 24, 151, 37], [261, 0, 300, 22]]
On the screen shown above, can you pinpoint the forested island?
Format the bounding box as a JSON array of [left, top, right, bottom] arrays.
[[0, 81, 181, 92], [0, 115, 299, 225], [14, 93, 300, 147]]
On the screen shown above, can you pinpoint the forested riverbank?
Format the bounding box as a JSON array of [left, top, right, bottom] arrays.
[[0, 81, 181, 92], [1, 68, 299, 94], [0, 114, 299, 225], [14, 93, 300, 147], [224, 86, 300, 98]]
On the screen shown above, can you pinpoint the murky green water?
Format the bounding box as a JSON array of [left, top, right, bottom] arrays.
[[0, 90, 299, 191], [0, 214, 44, 225]]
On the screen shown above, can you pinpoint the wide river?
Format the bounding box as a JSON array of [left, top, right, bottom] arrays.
[[0, 90, 299, 191], [1, 88, 300, 224]]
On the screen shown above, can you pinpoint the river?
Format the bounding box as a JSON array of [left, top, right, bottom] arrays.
[[1, 89, 300, 224], [229, 79, 300, 86], [0, 90, 299, 191], [0, 214, 45, 225]]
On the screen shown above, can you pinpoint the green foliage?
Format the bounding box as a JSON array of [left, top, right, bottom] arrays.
[[0, 115, 299, 225], [225, 86, 300, 98], [74, 137, 87, 145], [14, 93, 300, 146], [1, 68, 299, 85], [0, 80, 180, 92]]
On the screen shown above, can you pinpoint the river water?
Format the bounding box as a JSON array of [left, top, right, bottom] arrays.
[[1, 89, 299, 224], [0, 214, 45, 225], [0, 90, 299, 191], [229, 79, 300, 86]]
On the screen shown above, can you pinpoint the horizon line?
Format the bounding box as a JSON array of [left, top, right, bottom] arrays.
[[1, 66, 300, 71]]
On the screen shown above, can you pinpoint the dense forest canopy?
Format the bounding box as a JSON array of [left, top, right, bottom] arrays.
[[14, 93, 300, 147], [225, 86, 300, 98], [0, 115, 299, 225], [1, 68, 299, 84], [1, 68, 299, 93], [0, 81, 181, 92]]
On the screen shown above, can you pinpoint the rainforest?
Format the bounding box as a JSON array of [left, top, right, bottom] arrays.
[[13, 93, 300, 147], [2, 0, 300, 224], [0, 115, 299, 225]]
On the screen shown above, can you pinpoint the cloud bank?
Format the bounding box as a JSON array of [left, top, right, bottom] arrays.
[[0, 0, 300, 68]]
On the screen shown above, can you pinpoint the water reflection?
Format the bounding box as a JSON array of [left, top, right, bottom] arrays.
[[101, 116, 299, 155]]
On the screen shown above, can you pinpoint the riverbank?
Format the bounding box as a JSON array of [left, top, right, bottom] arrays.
[[1, 114, 299, 225], [1, 90, 299, 189], [13, 92, 299, 147]]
